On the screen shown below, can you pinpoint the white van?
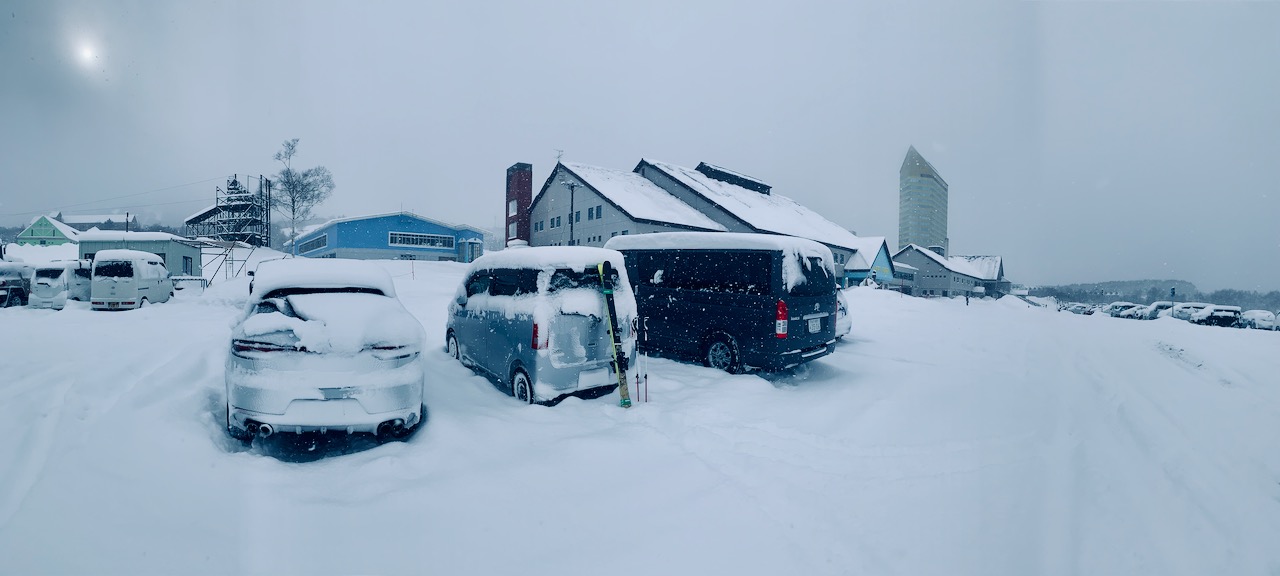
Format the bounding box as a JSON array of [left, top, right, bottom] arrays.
[[90, 249, 174, 310], [28, 260, 91, 310]]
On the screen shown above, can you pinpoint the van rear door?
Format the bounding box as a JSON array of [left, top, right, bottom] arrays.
[[779, 255, 837, 352]]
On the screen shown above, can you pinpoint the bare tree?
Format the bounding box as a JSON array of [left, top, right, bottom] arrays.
[[272, 138, 335, 254]]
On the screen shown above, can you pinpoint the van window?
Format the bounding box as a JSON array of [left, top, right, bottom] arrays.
[[490, 269, 539, 296], [789, 257, 835, 297], [465, 273, 490, 297], [641, 251, 770, 294], [95, 261, 134, 278], [547, 268, 603, 293], [35, 268, 64, 280]]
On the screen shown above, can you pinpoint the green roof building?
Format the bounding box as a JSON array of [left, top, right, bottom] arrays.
[[16, 216, 80, 246]]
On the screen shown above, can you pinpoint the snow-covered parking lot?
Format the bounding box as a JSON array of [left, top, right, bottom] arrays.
[[2, 260, 1279, 575]]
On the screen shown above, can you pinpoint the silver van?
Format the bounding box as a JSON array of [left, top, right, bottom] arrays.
[[445, 246, 637, 404], [28, 260, 91, 310], [90, 249, 174, 310]]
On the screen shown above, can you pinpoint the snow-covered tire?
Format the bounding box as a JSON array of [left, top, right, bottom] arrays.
[[447, 333, 461, 361], [511, 369, 535, 404], [138, 298, 149, 309], [704, 333, 742, 374]]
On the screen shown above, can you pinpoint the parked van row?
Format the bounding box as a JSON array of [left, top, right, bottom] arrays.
[[222, 232, 843, 443], [2, 250, 177, 311]]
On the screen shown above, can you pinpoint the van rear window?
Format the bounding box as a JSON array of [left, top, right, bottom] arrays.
[[94, 261, 133, 278], [35, 268, 64, 279], [789, 257, 835, 297]]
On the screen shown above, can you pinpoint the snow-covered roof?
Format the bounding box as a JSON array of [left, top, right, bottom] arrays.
[[641, 160, 861, 252], [948, 255, 1003, 281], [895, 244, 984, 280], [57, 213, 136, 225], [185, 204, 219, 224], [26, 215, 80, 240], [78, 230, 186, 243], [559, 163, 726, 231], [93, 249, 164, 262], [302, 211, 487, 237], [892, 261, 919, 272], [469, 245, 626, 274], [841, 236, 889, 272], [251, 257, 398, 298]]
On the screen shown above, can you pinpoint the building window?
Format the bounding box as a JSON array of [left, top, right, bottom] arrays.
[[389, 231, 455, 249], [587, 209, 594, 221], [508, 200, 518, 217], [298, 234, 328, 254], [575, 211, 581, 223], [594, 206, 602, 219], [182, 256, 193, 275], [507, 222, 517, 239]]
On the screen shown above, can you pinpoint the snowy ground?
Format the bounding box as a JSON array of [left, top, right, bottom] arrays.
[[2, 258, 1279, 575]]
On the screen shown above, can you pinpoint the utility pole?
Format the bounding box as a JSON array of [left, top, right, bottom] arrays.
[[562, 180, 578, 246]]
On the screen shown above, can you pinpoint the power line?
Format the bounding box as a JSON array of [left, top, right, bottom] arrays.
[[0, 176, 226, 217]]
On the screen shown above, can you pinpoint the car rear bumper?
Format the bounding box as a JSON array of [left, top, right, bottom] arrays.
[[226, 355, 425, 431]]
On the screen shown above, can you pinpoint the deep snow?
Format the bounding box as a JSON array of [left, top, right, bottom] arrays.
[[1, 260, 1279, 575]]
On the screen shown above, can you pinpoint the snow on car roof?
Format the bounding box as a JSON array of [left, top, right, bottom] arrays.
[[93, 249, 164, 262], [558, 163, 727, 231], [250, 257, 398, 298], [468, 245, 626, 273]]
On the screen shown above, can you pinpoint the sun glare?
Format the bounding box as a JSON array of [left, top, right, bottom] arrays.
[[77, 44, 96, 66]]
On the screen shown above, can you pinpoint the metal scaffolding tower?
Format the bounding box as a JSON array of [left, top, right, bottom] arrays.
[[187, 174, 272, 247]]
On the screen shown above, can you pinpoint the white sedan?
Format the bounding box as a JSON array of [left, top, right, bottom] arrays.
[[1240, 310, 1276, 330], [225, 258, 427, 442]]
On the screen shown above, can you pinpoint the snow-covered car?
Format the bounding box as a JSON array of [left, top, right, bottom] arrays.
[[0, 262, 33, 308], [1170, 302, 1210, 321], [1102, 301, 1138, 317], [1134, 301, 1174, 320], [1117, 304, 1145, 319], [835, 289, 852, 339], [1065, 303, 1092, 315], [446, 246, 636, 404], [1189, 305, 1242, 327], [225, 258, 427, 442], [89, 250, 174, 310], [1239, 310, 1275, 330], [28, 260, 91, 310]]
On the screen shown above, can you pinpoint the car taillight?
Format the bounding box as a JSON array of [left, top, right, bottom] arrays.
[[232, 339, 299, 353], [775, 299, 788, 339], [532, 323, 543, 350]]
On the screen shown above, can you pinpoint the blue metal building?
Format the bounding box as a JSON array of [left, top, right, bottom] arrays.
[[293, 212, 486, 262]]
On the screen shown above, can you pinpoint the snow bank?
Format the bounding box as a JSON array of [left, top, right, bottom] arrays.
[[2, 242, 78, 263]]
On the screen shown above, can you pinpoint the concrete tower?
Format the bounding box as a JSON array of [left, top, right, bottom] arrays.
[[898, 146, 949, 255]]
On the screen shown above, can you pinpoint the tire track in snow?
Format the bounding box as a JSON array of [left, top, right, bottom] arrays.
[[0, 368, 75, 530]]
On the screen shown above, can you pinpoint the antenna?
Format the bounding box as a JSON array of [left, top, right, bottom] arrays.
[[555, 149, 564, 162]]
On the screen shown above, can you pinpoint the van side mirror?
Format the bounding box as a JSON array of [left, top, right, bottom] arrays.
[[247, 270, 255, 277], [455, 294, 467, 307]]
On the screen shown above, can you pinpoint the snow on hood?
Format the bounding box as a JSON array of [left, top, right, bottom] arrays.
[[235, 292, 424, 354]]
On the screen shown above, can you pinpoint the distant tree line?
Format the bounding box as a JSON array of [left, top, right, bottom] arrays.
[[1032, 280, 1280, 311]]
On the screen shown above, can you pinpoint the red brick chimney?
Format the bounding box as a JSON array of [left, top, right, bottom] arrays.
[[505, 163, 532, 244]]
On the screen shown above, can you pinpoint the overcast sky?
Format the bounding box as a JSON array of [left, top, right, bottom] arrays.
[[2, 1, 1278, 291]]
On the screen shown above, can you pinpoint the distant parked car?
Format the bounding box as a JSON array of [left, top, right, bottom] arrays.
[[0, 262, 33, 308], [1102, 301, 1138, 317], [1065, 303, 1092, 315], [446, 246, 636, 404], [835, 289, 852, 339], [225, 258, 426, 442], [1135, 301, 1174, 320], [606, 232, 838, 373], [1239, 310, 1275, 330], [90, 250, 174, 310], [1170, 302, 1210, 321], [1117, 304, 1145, 319], [28, 260, 91, 310], [1190, 305, 1242, 327]]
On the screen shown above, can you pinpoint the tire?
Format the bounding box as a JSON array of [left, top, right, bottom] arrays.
[[138, 298, 149, 309], [704, 333, 742, 374], [447, 333, 460, 361], [511, 369, 535, 404]]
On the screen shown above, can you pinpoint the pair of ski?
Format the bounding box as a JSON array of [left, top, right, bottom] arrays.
[[596, 261, 632, 408]]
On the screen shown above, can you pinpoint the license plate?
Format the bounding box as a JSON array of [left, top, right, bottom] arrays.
[[808, 318, 821, 333], [109, 302, 119, 308]]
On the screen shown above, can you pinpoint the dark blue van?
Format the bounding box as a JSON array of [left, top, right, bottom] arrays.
[[604, 232, 837, 373]]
